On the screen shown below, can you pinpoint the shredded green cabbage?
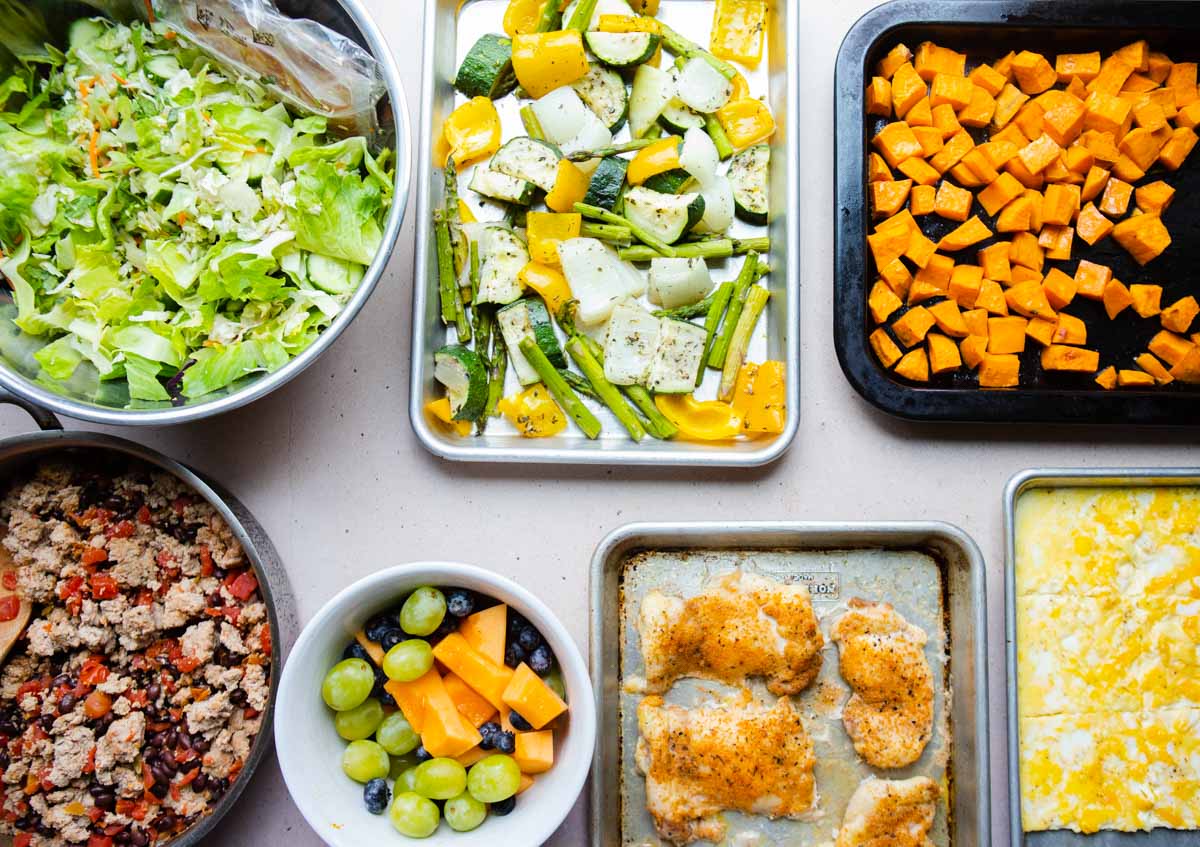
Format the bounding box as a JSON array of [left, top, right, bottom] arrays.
[[0, 17, 393, 404]]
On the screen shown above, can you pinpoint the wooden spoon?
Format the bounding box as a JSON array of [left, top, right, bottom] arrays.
[[0, 528, 31, 664]]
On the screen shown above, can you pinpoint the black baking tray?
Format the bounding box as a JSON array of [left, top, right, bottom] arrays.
[[834, 0, 1200, 425]]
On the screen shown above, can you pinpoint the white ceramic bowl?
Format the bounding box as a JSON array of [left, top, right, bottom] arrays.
[[275, 562, 595, 847]]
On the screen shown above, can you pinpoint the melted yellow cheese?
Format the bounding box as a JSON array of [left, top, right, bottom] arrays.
[[1016, 487, 1200, 834]]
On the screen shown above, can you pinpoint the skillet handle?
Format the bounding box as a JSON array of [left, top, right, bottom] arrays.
[[0, 387, 62, 432]]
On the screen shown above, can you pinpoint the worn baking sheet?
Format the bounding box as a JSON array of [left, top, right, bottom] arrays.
[[590, 522, 991, 847], [411, 0, 800, 466], [1004, 468, 1200, 847], [833, 0, 1200, 424]]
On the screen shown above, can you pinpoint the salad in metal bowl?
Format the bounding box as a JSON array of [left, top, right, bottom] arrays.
[[0, 16, 394, 406]]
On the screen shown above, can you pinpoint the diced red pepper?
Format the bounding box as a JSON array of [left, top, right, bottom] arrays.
[[81, 547, 108, 566], [87, 834, 114, 847], [83, 691, 112, 719], [87, 806, 104, 822], [103, 823, 125, 836], [80, 658, 109, 686], [1, 571, 16, 591], [14, 833, 32, 847], [83, 746, 96, 774], [58, 576, 85, 599], [135, 589, 154, 607], [107, 520, 135, 539], [15, 679, 44, 699], [228, 571, 258, 601], [171, 496, 190, 516], [260, 624, 272, 654], [198, 545, 213, 577], [0, 596, 20, 622], [136, 505, 152, 524], [89, 574, 119, 601]]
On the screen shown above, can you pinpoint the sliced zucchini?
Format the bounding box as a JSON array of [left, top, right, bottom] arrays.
[[455, 34, 518, 100], [695, 175, 734, 234], [623, 187, 705, 244], [491, 137, 562, 193], [647, 319, 707, 393], [581, 156, 629, 210], [729, 144, 770, 225], [647, 257, 713, 308], [469, 165, 536, 206], [572, 66, 629, 133], [629, 64, 675, 139], [584, 31, 661, 69], [602, 300, 661, 386], [434, 345, 489, 421], [497, 298, 566, 385], [562, 0, 634, 30], [674, 57, 734, 114], [475, 226, 529, 305], [641, 168, 693, 195], [658, 98, 706, 135]]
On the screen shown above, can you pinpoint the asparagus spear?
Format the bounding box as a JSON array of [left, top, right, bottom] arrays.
[[445, 160, 468, 277], [652, 290, 720, 320], [659, 23, 738, 79], [434, 212, 457, 325], [581, 222, 632, 246], [566, 337, 646, 441], [565, 138, 657, 162], [483, 331, 507, 422], [561, 369, 602, 401], [618, 236, 769, 262], [534, 0, 561, 32], [708, 253, 759, 368], [704, 113, 734, 160], [519, 338, 602, 439], [574, 202, 676, 258], [697, 281, 735, 385], [718, 285, 771, 401], [565, 0, 598, 31], [577, 336, 677, 440], [520, 105, 545, 141]]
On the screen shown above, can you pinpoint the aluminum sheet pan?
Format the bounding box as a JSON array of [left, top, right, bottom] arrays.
[[411, 0, 799, 466], [1004, 468, 1200, 847], [590, 521, 991, 847]]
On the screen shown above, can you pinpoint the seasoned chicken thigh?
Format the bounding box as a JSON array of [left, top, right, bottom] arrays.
[[836, 776, 939, 847]]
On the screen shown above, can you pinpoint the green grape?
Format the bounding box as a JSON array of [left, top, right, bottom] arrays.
[[466, 754, 522, 803], [321, 658, 375, 712], [395, 765, 420, 793], [389, 791, 440, 838], [341, 739, 390, 783], [334, 698, 384, 741], [444, 791, 487, 832], [413, 757, 468, 800], [400, 587, 447, 636], [544, 670, 566, 701], [377, 712, 421, 756], [390, 752, 421, 780], [383, 639, 434, 682]]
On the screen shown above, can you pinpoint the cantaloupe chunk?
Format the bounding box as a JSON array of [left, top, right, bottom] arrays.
[[460, 604, 507, 667], [420, 673, 484, 758], [502, 663, 568, 730], [444, 672, 498, 728], [386, 669, 443, 734], [513, 730, 555, 775], [517, 774, 536, 795], [355, 630, 385, 666], [432, 633, 514, 712], [456, 745, 489, 768]]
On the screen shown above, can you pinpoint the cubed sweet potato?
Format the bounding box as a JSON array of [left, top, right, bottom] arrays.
[[988, 316, 1029, 354], [993, 83, 1031, 128], [1074, 259, 1112, 300], [1042, 268, 1078, 310], [1158, 126, 1198, 170], [1117, 369, 1156, 388], [1006, 279, 1057, 320], [1013, 50, 1058, 95], [1026, 316, 1057, 347], [928, 299, 970, 337], [975, 279, 1009, 315], [1041, 345, 1100, 372], [897, 157, 941, 186], [869, 280, 904, 323], [868, 152, 894, 182], [970, 63, 1008, 96], [1086, 56, 1135, 97], [1075, 203, 1114, 246], [1095, 365, 1118, 389], [891, 306, 937, 347], [1053, 313, 1087, 345], [978, 172, 1025, 216], [938, 216, 992, 251], [933, 180, 973, 222], [996, 195, 1034, 233], [894, 348, 930, 381], [958, 85, 998, 127], [869, 328, 903, 368], [1134, 180, 1175, 215], [1112, 214, 1171, 265], [1102, 278, 1134, 319], [1148, 330, 1196, 366], [1161, 296, 1199, 334], [867, 76, 893, 116], [878, 44, 914, 80], [914, 41, 966, 81], [948, 264, 983, 308], [927, 332, 962, 373], [1130, 284, 1163, 318], [873, 121, 924, 168], [979, 353, 1021, 387], [1134, 352, 1174, 385], [910, 184, 936, 216], [1080, 165, 1111, 202], [1018, 132, 1064, 174], [1055, 52, 1102, 84]]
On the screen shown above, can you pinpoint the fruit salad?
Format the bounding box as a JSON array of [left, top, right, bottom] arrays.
[[319, 586, 569, 837]]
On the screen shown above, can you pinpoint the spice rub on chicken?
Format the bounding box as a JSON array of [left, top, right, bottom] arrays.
[[635, 694, 816, 846], [0, 460, 272, 847], [831, 598, 934, 769], [836, 776, 939, 847], [635, 570, 823, 696]]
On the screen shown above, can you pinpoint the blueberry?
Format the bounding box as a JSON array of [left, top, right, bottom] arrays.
[[517, 626, 541, 653], [508, 711, 532, 732], [377, 688, 396, 708], [491, 795, 516, 816], [478, 721, 501, 751], [364, 614, 396, 643], [495, 731, 515, 754], [342, 642, 371, 662], [363, 778, 389, 815], [414, 744, 432, 763], [529, 645, 555, 676], [446, 590, 475, 618], [507, 611, 528, 640], [380, 630, 404, 651], [504, 642, 527, 669]]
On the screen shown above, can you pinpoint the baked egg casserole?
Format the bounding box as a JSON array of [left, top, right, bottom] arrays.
[[1015, 487, 1200, 833]]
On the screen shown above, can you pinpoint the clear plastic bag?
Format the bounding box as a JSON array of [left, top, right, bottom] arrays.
[[149, 0, 388, 138]]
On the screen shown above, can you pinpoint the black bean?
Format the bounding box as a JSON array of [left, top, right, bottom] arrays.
[[131, 827, 150, 847], [36, 822, 54, 835], [59, 693, 77, 712], [148, 780, 168, 798], [164, 729, 178, 747], [148, 731, 165, 748], [36, 714, 54, 731], [152, 763, 172, 784], [229, 689, 247, 706], [178, 731, 192, 749], [94, 791, 116, 812], [192, 773, 208, 792], [152, 812, 176, 831], [53, 674, 71, 687], [193, 737, 211, 753], [159, 749, 177, 771], [146, 684, 160, 701], [115, 830, 132, 845]]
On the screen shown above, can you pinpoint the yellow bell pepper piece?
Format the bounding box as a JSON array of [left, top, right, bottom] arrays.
[[503, 0, 544, 37], [518, 262, 573, 315], [498, 384, 568, 437], [654, 394, 743, 441], [526, 212, 581, 265], [627, 136, 682, 185], [443, 96, 502, 167], [545, 159, 590, 213], [730, 70, 751, 101], [426, 397, 472, 437], [597, 14, 661, 33], [457, 198, 476, 223], [710, 0, 767, 67], [730, 360, 786, 434], [512, 31, 589, 99], [630, 0, 660, 13], [716, 97, 776, 149]]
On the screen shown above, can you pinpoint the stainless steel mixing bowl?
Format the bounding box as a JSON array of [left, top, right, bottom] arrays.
[[0, 0, 410, 425]]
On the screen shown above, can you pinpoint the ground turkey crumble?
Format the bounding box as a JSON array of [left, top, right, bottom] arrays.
[[0, 460, 273, 847]]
